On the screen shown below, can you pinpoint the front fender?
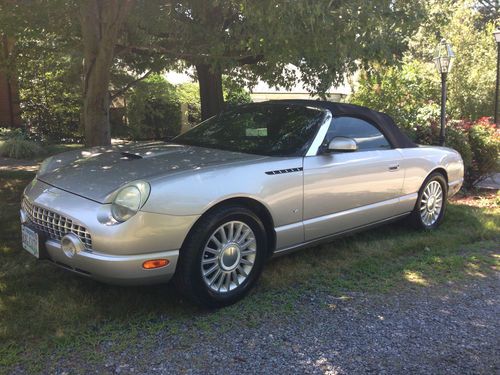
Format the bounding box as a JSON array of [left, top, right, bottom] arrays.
[[142, 158, 304, 228]]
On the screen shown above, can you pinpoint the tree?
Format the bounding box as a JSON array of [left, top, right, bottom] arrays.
[[126, 0, 424, 120], [0, 0, 81, 135], [446, 10, 496, 119], [1, 0, 424, 144], [351, 0, 500, 186], [80, 0, 135, 146], [0, 35, 22, 128], [15, 32, 83, 141], [476, 0, 499, 22], [352, 0, 497, 124], [1, 0, 149, 146]]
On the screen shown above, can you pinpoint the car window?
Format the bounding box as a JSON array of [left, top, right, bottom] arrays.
[[326, 117, 391, 151], [173, 104, 326, 156]]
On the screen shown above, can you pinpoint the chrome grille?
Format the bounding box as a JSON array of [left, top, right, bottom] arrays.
[[21, 198, 92, 249]]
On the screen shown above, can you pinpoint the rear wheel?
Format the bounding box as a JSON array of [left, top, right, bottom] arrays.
[[175, 205, 267, 307], [409, 172, 448, 229]]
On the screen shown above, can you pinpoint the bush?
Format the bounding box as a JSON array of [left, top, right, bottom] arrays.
[[177, 83, 201, 127], [445, 125, 473, 173], [17, 38, 82, 142], [350, 60, 439, 136], [0, 127, 12, 139], [413, 104, 441, 145], [414, 118, 499, 188], [466, 118, 500, 186], [126, 75, 181, 140], [223, 76, 252, 107], [0, 129, 45, 159], [177, 77, 252, 128]]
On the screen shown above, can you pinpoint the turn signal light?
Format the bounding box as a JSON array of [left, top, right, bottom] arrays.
[[142, 259, 169, 269]]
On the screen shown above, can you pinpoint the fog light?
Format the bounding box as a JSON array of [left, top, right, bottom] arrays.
[[61, 233, 85, 258], [142, 259, 169, 269]]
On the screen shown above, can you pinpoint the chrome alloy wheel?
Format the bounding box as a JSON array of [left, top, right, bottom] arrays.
[[201, 221, 257, 293], [420, 180, 443, 226]]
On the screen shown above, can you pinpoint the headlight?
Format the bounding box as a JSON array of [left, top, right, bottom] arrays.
[[111, 181, 150, 222]]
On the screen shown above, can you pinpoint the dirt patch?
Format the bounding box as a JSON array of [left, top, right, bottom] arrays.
[[451, 190, 499, 208]]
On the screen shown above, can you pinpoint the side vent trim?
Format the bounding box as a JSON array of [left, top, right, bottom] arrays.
[[265, 167, 303, 175]]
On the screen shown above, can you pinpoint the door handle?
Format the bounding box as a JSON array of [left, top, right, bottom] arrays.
[[388, 164, 400, 171]]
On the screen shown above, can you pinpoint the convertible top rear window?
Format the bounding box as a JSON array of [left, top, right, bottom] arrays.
[[173, 104, 326, 156]]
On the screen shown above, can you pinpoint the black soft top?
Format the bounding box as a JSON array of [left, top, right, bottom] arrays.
[[267, 99, 416, 149]]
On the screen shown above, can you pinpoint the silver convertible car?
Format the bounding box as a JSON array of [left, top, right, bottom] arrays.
[[21, 100, 463, 306]]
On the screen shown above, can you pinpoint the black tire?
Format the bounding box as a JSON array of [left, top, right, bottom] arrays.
[[174, 204, 267, 308], [409, 172, 448, 230]]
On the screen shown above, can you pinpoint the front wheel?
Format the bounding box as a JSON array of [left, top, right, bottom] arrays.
[[174, 205, 267, 307], [409, 172, 448, 230]]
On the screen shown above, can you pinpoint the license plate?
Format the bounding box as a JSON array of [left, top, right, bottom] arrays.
[[21, 225, 39, 258]]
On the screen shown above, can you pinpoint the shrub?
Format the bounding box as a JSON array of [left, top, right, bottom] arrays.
[[0, 129, 45, 159], [350, 60, 439, 135], [466, 118, 500, 186], [177, 82, 201, 127], [0, 127, 12, 139], [177, 77, 252, 128], [413, 104, 441, 145], [126, 75, 181, 140], [445, 125, 473, 173], [415, 118, 499, 188], [17, 38, 82, 142], [223, 76, 252, 107]]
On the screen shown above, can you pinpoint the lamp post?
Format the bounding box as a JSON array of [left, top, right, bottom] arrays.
[[434, 39, 455, 146], [493, 28, 500, 126]]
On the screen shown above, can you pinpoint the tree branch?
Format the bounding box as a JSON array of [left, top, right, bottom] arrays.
[[115, 43, 264, 65], [110, 69, 153, 99]]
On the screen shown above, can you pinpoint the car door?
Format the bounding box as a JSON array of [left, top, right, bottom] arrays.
[[303, 116, 405, 241]]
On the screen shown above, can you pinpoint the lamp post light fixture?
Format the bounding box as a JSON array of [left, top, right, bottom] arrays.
[[434, 39, 455, 146], [493, 28, 500, 126]]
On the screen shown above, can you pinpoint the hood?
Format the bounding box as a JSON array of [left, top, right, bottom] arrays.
[[37, 142, 264, 202]]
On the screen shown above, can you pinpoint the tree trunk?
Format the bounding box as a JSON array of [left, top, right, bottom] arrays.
[[80, 0, 134, 146], [196, 63, 224, 120], [0, 35, 21, 128]]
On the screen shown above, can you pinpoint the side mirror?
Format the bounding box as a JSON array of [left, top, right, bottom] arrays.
[[327, 137, 358, 152]]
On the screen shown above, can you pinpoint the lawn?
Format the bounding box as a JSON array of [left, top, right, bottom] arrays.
[[0, 169, 498, 373], [0, 135, 83, 161]]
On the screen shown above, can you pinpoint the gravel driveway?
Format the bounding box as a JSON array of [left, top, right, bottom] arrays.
[[60, 272, 499, 375]]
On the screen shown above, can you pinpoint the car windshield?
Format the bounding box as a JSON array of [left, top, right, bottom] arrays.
[[172, 103, 326, 156]]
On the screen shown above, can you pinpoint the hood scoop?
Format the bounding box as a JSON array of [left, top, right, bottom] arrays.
[[120, 152, 143, 160]]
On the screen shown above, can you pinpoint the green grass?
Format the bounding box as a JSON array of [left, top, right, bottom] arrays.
[[0, 141, 82, 161], [0, 170, 498, 373], [0, 134, 83, 160]]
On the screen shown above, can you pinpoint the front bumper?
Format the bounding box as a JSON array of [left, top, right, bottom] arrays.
[[22, 178, 200, 285], [44, 238, 179, 285]]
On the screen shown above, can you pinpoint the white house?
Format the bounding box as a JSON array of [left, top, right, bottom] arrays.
[[165, 66, 353, 103], [249, 79, 351, 102]]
